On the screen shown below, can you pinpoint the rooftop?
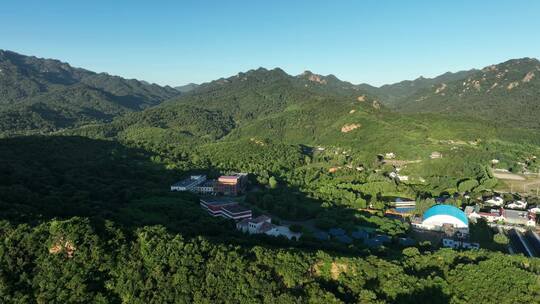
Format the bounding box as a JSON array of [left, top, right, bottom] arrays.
[[222, 204, 251, 214], [200, 197, 236, 206], [198, 180, 216, 187], [218, 173, 247, 181], [259, 222, 274, 233], [172, 175, 205, 187], [423, 204, 469, 226], [219, 175, 240, 181], [250, 215, 271, 223]]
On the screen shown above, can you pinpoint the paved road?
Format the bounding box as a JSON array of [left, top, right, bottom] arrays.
[[524, 230, 540, 257], [507, 229, 531, 256]]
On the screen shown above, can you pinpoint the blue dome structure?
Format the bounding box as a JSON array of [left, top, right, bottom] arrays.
[[422, 204, 468, 228]]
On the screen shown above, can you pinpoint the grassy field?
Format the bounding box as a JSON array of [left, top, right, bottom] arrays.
[[494, 171, 540, 195]]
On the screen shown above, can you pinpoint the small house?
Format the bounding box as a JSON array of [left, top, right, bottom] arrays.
[[430, 152, 442, 159]]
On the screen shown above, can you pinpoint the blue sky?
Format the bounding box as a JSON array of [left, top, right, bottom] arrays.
[[1, 1, 539, 87]]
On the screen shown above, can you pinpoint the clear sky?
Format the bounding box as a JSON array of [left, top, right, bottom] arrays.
[[2, 1, 539, 87]]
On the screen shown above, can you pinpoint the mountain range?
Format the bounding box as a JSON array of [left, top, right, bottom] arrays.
[[394, 58, 540, 129], [0, 50, 179, 134], [2, 49, 540, 144], [1, 50, 540, 303]]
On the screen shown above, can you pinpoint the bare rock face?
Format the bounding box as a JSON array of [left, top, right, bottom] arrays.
[[372, 100, 381, 110], [435, 83, 447, 94], [49, 238, 76, 258], [301, 71, 328, 84], [341, 123, 361, 133], [523, 71, 535, 83], [357, 95, 366, 102], [308, 74, 327, 84], [507, 81, 519, 90]]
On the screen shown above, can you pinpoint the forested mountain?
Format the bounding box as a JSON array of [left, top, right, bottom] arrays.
[[73, 66, 412, 155], [174, 83, 199, 92], [394, 58, 540, 129], [374, 69, 476, 106], [71, 64, 540, 164], [0, 50, 179, 135], [2, 51, 540, 303]]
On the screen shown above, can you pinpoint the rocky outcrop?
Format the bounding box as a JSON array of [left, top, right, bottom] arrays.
[[341, 123, 361, 133]]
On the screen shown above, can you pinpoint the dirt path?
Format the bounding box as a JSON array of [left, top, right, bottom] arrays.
[[493, 171, 526, 181]]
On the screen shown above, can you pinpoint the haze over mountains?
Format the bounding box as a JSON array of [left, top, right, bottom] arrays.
[[1, 49, 540, 138]]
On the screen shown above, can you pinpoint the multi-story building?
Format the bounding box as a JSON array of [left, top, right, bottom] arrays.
[[199, 198, 252, 220], [215, 173, 248, 196], [193, 180, 216, 195], [220, 204, 253, 220], [171, 175, 206, 191]]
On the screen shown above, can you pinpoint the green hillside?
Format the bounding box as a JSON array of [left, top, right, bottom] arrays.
[[395, 58, 540, 129], [1, 52, 540, 303], [374, 69, 476, 106], [0, 50, 179, 135], [70, 64, 540, 167]]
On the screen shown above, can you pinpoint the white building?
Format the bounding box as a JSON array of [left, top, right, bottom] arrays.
[[236, 215, 302, 240], [413, 205, 469, 235], [384, 152, 396, 159], [442, 238, 479, 250], [237, 215, 273, 234], [506, 200, 527, 210], [430, 152, 443, 159], [265, 225, 302, 240], [529, 207, 540, 214], [485, 196, 504, 206], [468, 210, 504, 223], [397, 175, 409, 182]]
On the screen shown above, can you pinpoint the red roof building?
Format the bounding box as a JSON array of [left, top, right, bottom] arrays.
[[215, 173, 247, 196]]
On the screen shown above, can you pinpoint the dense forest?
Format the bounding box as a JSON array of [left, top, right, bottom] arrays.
[[1, 135, 539, 303], [1, 50, 540, 303], [0, 50, 179, 135], [395, 58, 540, 129]]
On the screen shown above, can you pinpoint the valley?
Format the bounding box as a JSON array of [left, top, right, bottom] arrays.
[[1, 50, 540, 303]]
